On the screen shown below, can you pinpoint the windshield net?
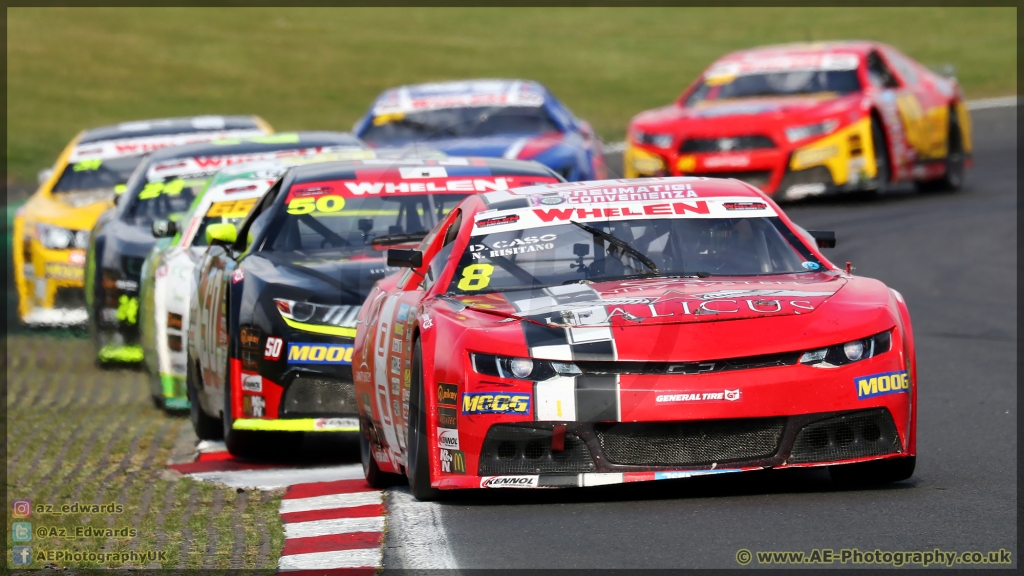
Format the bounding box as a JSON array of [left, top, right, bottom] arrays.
[[51, 156, 144, 194], [362, 106, 559, 143], [686, 70, 861, 106], [447, 217, 820, 294]]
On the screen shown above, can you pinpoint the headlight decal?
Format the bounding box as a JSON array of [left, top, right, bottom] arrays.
[[785, 119, 839, 143], [274, 298, 358, 338], [799, 330, 892, 368]]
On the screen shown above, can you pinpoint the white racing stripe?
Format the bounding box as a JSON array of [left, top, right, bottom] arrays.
[[284, 516, 385, 539], [189, 463, 364, 490], [280, 491, 382, 513], [384, 488, 459, 569], [278, 548, 383, 570]]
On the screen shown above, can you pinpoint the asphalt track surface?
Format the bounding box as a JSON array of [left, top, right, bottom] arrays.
[[383, 106, 1017, 569]]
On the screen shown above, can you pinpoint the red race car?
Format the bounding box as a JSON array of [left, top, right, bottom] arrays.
[[625, 42, 972, 200], [353, 176, 917, 500]]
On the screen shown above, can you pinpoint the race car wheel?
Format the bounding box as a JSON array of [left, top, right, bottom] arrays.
[[917, 110, 965, 193], [187, 357, 222, 440], [406, 339, 443, 501], [869, 117, 891, 196], [360, 424, 401, 488], [828, 455, 916, 486]]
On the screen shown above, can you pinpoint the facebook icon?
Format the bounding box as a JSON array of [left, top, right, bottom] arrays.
[[12, 546, 32, 565]]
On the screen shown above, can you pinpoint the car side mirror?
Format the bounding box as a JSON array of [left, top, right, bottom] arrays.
[[152, 220, 177, 238], [206, 223, 238, 246], [38, 168, 54, 185], [808, 230, 836, 249], [387, 248, 423, 268]]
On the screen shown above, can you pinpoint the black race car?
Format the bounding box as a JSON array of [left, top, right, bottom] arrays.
[[184, 157, 563, 456], [85, 132, 368, 364]]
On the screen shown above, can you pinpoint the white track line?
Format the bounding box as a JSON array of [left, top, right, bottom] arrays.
[[283, 516, 386, 539], [189, 463, 364, 490], [280, 491, 382, 513], [384, 488, 459, 570], [278, 548, 383, 570]]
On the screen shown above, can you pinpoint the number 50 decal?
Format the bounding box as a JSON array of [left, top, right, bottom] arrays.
[[287, 195, 346, 215], [264, 337, 283, 360], [457, 264, 494, 291]]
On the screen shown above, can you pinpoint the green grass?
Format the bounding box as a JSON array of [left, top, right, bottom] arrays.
[[8, 7, 1016, 182], [5, 335, 284, 569]]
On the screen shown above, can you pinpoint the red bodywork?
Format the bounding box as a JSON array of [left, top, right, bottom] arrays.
[[354, 177, 917, 490], [626, 41, 970, 198]]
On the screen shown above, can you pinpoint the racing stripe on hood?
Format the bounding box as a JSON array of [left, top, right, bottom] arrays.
[[508, 285, 620, 423]]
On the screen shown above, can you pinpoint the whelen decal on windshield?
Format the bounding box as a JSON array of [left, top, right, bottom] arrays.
[[146, 147, 343, 180], [284, 175, 558, 203], [68, 129, 266, 162]]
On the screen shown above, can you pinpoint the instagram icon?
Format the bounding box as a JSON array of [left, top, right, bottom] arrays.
[[12, 499, 31, 518]]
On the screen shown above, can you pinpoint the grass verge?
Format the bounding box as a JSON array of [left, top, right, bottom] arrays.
[[5, 335, 284, 569], [8, 7, 1016, 181]]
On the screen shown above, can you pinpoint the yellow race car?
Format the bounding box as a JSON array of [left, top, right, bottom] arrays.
[[13, 116, 272, 326]]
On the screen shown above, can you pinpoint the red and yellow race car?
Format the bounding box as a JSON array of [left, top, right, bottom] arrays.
[[354, 176, 917, 500], [625, 42, 971, 200]]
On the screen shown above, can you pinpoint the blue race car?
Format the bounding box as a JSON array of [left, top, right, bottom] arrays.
[[353, 79, 606, 182]]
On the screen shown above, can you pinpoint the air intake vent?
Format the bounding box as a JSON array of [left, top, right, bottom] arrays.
[[789, 408, 901, 464], [680, 136, 776, 153], [595, 418, 785, 466], [479, 424, 595, 475], [281, 375, 357, 417]]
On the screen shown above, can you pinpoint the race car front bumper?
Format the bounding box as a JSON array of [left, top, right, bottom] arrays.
[[624, 117, 880, 200], [15, 236, 88, 326]]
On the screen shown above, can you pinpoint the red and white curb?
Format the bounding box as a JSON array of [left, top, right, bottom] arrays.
[[168, 441, 386, 574]]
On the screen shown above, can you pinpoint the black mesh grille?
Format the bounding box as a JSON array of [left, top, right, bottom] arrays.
[[789, 409, 901, 464], [596, 418, 785, 466], [778, 166, 835, 190], [576, 352, 800, 376], [687, 171, 772, 188], [121, 256, 146, 279], [281, 375, 358, 417], [479, 425, 595, 474], [679, 136, 775, 153], [54, 287, 86, 309]]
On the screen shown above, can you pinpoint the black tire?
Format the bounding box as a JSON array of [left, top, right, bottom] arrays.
[[869, 116, 891, 197], [188, 357, 222, 440], [406, 339, 443, 501], [829, 455, 916, 487], [151, 393, 164, 410], [917, 110, 965, 193], [360, 424, 402, 488]]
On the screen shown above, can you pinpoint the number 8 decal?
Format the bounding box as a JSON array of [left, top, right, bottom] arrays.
[[457, 264, 494, 291]]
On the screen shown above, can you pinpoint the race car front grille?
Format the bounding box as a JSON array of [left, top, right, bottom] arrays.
[[595, 418, 785, 466], [687, 170, 772, 188], [778, 166, 834, 192], [479, 424, 595, 475], [679, 136, 776, 153], [788, 408, 901, 464], [575, 351, 800, 376], [53, 287, 86, 309], [121, 256, 146, 279], [281, 375, 358, 417]]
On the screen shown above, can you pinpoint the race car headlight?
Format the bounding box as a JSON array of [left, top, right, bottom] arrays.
[[274, 298, 358, 329], [785, 119, 839, 143], [632, 130, 675, 149], [472, 353, 581, 381], [36, 224, 89, 250], [799, 330, 892, 368]]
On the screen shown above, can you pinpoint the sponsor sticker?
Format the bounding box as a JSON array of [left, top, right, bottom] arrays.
[[390, 356, 401, 374], [241, 374, 262, 392], [480, 475, 538, 488], [438, 407, 458, 429], [437, 427, 460, 450], [437, 383, 459, 406], [231, 268, 245, 284], [462, 392, 532, 415], [655, 390, 741, 403], [287, 343, 354, 364], [68, 251, 86, 266], [440, 449, 467, 474], [313, 417, 359, 430], [397, 303, 410, 321], [240, 326, 261, 349], [855, 370, 910, 400], [391, 377, 400, 395], [167, 312, 183, 330], [242, 395, 265, 417], [45, 263, 84, 281], [476, 214, 520, 228]]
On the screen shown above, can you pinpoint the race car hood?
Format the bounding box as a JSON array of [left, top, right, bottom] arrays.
[[631, 93, 861, 134], [244, 249, 395, 306], [98, 219, 161, 269], [24, 192, 113, 230], [436, 273, 899, 361]]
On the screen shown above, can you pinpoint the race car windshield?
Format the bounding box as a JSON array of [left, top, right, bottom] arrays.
[[267, 193, 469, 254], [123, 176, 211, 226], [362, 106, 560, 143], [685, 70, 861, 105], [447, 217, 821, 295], [51, 155, 144, 195]]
